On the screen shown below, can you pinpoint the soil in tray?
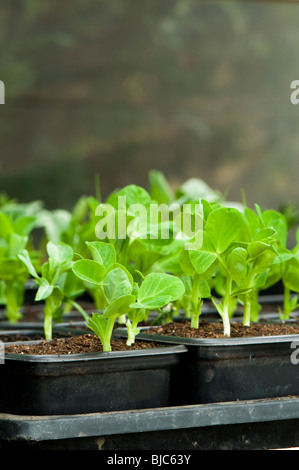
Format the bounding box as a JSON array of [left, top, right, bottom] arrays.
[[0, 332, 52, 342], [4, 334, 166, 355], [146, 320, 299, 339]]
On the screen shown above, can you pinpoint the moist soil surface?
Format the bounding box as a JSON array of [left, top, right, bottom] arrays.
[[4, 334, 166, 355], [146, 320, 299, 339], [1, 332, 53, 343], [4, 320, 299, 355]]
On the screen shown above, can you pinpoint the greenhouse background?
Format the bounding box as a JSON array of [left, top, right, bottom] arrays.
[[1, 0, 299, 220]]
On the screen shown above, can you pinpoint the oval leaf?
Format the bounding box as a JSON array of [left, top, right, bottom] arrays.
[[47, 241, 74, 275], [205, 207, 244, 254], [103, 294, 136, 317], [226, 248, 247, 283], [138, 273, 185, 303], [103, 267, 132, 303], [35, 278, 54, 301], [72, 259, 106, 285], [129, 295, 172, 310], [86, 241, 116, 269], [189, 250, 217, 275]]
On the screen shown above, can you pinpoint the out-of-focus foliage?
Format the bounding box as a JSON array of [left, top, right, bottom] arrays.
[[0, 0, 299, 211]]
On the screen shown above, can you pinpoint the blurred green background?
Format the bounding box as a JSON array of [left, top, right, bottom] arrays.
[[1, 0, 299, 212]]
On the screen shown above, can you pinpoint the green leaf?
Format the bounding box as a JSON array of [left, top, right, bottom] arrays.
[[106, 262, 134, 286], [72, 259, 106, 285], [175, 178, 221, 205], [0, 259, 26, 280], [103, 267, 132, 303], [226, 247, 248, 284], [103, 294, 136, 317], [262, 210, 288, 247], [198, 279, 211, 298], [0, 212, 14, 239], [238, 208, 259, 243], [283, 259, 299, 292], [38, 209, 72, 243], [129, 295, 172, 310], [189, 250, 217, 275], [70, 195, 90, 223], [253, 227, 276, 242], [44, 286, 64, 313], [137, 273, 185, 304], [149, 169, 174, 205], [7, 233, 28, 258], [252, 271, 269, 289], [35, 278, 54, 301], [253, 249, 277, 273], [86, 241, 116, 269], [13, 216, 36, 236], [128, 240, 161, 273], [107, 184, 153, 209], [205, 207, 244, 254], [47, 241, 74, 275], [181, 274, 193, 296], [18, 249, 39, 278], [247, 241, 271, 259], [86, 313, 107, 341], [58, 270, 84, 298], [254, 203, 265, 225], [179, 249, 196, 276]]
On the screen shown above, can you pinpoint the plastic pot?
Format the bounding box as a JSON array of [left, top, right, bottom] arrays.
[[0, 341, 186, 416], [1, 396, 299, 449], [114, 327, 299, 405]]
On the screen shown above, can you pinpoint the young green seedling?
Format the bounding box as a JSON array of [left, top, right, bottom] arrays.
[[97, 184, 179, 275], [237, 204, 290, 324], [149, 200, 218, 327], [126, 272, 185, 345], [72, 241, 185, 349], [72, 241, 136, 351], [174, 178, 222, 206], [18, 241, 75, 340], [148, 169, 174, 205], [279, 251, 299, 319], [0, 211, 38, 323], [274, 227, 299, 319], [200, 205, 245, 336], [38, 195, 101, 260], [178, 245, 216, 328], [100, 184, 155, 268]]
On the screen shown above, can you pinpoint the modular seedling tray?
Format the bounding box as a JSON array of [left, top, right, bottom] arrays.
[[1, 397, 299, 450]]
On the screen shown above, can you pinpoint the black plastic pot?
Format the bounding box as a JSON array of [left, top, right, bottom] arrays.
[[1, 396, 299, 449], [0, 341, 186, 416], [114, 326, 299, 405]]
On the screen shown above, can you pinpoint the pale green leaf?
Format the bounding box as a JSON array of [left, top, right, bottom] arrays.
[[103, 267, 132, 303], [86, 241, 116, 269], [72, 259, 106, 285], [35, 278, 54, 301], [138, 273, 185, 303], [18, 249, 39, 278], [103, 294, 136, 317], [189, 250, 217, 275], [205, 207, 244, 253], [129, 295, 172, 310], [47, 241, 73, 275]]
